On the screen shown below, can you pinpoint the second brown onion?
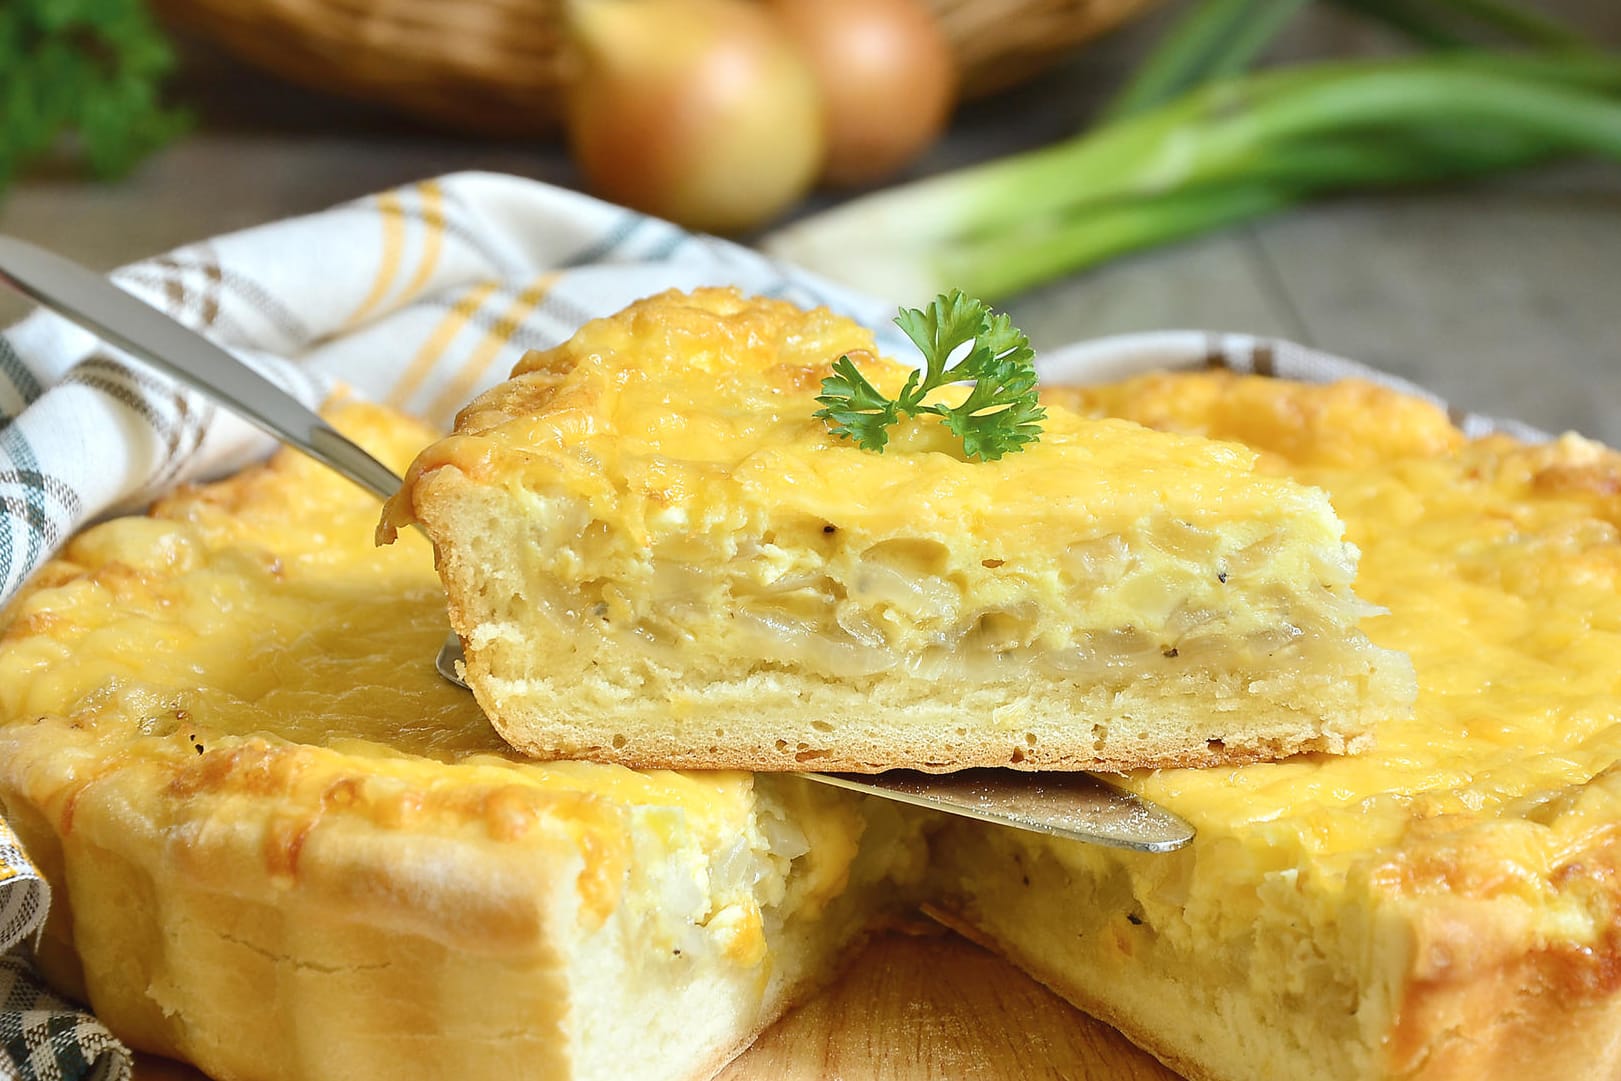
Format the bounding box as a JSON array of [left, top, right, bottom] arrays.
[[769, 0, 958, 188], [565, 0, 825, 233]]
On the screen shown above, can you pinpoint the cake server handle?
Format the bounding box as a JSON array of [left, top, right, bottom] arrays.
[[2, 234, 1195, 855], [0, 235, 400, 502]]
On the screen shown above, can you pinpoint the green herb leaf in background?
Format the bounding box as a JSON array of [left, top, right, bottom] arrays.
[[816, 291, 1046, 461], [0, 0, 189, 195]]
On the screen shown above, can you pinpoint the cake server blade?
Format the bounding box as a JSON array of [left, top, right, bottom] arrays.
[[435, 635, 1194, 851], [804, 771, 1193, 852], [3, 233, 1195, 854]]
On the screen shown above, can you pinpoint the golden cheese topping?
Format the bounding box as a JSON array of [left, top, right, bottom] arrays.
[[387, 288, 1388, 682], [0, 405, 769, 923], [400, 287, 1332, 547], [1049, 373, 1621, 946]]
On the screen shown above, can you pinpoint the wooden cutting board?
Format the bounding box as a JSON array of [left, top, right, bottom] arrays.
[[132, 932, 1180, 1080]]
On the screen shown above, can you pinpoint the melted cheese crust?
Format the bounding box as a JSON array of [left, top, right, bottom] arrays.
[[1049, 372, 1621, 957], [389, 289, 1380, 656], [919, 375, 1621, 1081], [0, 405, 848, 943]]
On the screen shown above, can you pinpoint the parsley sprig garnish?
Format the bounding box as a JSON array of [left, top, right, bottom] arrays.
[[815, 291, 1046, 461]]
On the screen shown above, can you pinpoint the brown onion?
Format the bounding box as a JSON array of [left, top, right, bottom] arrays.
[[565, 0, 825, 234], [768, 0, 958, 187]]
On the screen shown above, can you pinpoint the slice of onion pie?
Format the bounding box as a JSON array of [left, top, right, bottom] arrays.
[[382, 288, 1413, 772]]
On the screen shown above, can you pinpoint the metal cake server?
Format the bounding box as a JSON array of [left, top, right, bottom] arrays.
[[0, 234, 1195, 853], [431, 636, 1190, 848]]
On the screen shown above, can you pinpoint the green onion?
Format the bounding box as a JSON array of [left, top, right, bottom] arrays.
[[762, 53, 1621, 302], [1104, 0, 1313, 119], [1110, 0, 1596, 120], [1338, 0, 1596, 50], [1329, 0, 1467, 46]]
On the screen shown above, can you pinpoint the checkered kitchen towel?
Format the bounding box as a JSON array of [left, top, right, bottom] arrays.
[[0, 171, 1541, 1081]]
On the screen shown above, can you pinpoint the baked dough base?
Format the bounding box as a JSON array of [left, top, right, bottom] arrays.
[[9, 367, 1621, 1081]]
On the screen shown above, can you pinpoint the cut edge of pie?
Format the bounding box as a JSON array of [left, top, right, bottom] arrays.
[[384, 288, 1415, 773]]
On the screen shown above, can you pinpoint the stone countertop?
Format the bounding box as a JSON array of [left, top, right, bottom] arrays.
[[3, 3, 1618, 441]]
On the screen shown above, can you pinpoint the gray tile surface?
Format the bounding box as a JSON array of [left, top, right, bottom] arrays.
[[1253, 177, 1621, 442], [1005, 232, 1305, 346]]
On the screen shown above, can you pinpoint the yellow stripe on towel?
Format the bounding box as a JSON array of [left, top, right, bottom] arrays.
[[386, 280, 500, 409], [397, 180, 446, 307], [425, 272, 562, 422], [346, 189, 407, 327]]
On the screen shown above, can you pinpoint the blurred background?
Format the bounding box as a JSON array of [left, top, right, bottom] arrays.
[[2, 0, 1617, 439]]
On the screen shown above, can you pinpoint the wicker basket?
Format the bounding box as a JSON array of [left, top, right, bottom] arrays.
[[154, 0, 1158, 137]]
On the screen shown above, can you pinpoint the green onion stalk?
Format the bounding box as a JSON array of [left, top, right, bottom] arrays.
[[1102, 0, 1315, 121], [762, 53, 1621, 303], [1334, 0, 1596, 51]]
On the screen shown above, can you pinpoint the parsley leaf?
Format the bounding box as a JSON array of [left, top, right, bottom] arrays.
[[815, 355, 905, 452], [815, 291, 1046, 461], [0, 0, 189, 196]]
